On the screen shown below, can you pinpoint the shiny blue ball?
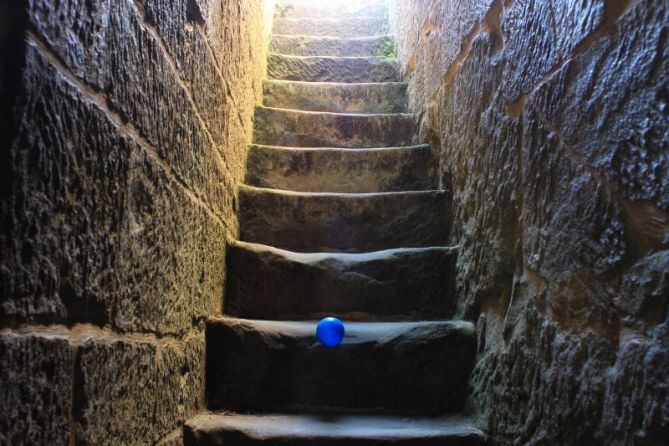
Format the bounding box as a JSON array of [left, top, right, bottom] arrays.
[[316, 317, 345, 347]]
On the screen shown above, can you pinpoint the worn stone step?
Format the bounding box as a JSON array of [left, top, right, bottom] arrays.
[[273, 18, 388, 38], [271, 35, 395, 57], [225, 241, 457, 321], [253, 107, 415, 148], [205, 318, 476, 413], [274, 0, 388, 20], [268, 55, 399, 83], [238, 185, 450, 252], [263, 81, 407, 114], [184, 413, 488, 445], [246, 144, 434, 193]]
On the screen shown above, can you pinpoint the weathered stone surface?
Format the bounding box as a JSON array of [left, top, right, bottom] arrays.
[[273, 17, 388, 38], [617, 250, 669, 332], [263, 80, 407, 113], [253, 107, 416, 148], [238, 185, 450, 252], [533, 1, 669, 213], [268, 55, 399, 83], [245, 144, 435, 193], [77, 331, 204, 445], [225, 241, 457, 320], [0, 44, 130, 322], [184, 413, 487, 446], [0, 44, 227, 336], [1, 0, 274, 444], [115, 149, 227, 336], [23, 0, 229, 213], [271, 35, 394, 57], [388, 0, 494, 111], [275, 0, 388, 20], [206, 318, 476, 413], [501, 0, 605, 103], [0, 332, 74, 445], [389, 0, 669, 443]]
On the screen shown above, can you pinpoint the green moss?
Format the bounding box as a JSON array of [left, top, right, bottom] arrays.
[[376, 39, 397, 58]]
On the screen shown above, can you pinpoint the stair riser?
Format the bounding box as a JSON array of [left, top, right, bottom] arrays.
[[268, 55, 399, 83], [185, 432, 486, 446], [246, 145, 435, 193], [206, 320, 476, 413], [263, 81, 407, 114], [253, 108, 415, 148], [273, 18, 388, 38], [274, 1, 388, 19], [225, 243, 457, 320], [271, 36, 394, 57], [238, 187, 450, 252]]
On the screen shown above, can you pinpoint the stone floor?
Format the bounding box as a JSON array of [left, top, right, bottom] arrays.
[[183, 0, 487, 444]]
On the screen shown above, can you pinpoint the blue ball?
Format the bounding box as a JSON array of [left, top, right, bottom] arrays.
[[316, 317, 345, 347]]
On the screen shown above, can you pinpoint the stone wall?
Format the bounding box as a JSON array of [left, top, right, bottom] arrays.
[[0, 0, 274, 444], [389, 0, 669, 444]]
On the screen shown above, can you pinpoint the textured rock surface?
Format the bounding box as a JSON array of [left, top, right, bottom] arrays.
[[271, 35, 394, 57], [389, 0, 669, 443], [77, 330, 204, 445], [0, 332, 74, 445], [206, 318, 476, 413], [0, 0, 274, 443], [184, 413, 487, 446], [238, 186, 450, 252], [253, 107, 416, 148], [245, 144, 435, 192], [225, 241, 457, 320], [263, 80, 408, 113], [268, 55, 400, 83]]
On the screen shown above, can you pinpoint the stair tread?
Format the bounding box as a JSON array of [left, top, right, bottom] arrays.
[[257, 105, 412, 117], [246, 143, 435, 193], [263, 80, 407, 113], [271, 35, 395, 57], [253, 106, 415, 148], [264, 79, 407, 87], [249, 143, 427, 152], [273, 17, 388, 38], [206, 317, 476, 412], [185, 413, 487, 443], [230, 239, 455, 261], [238, 185, 449, 252], [273, 0, 388, 20], [241, 184, 442, 198], [208, 317, 474, 340], [268, 54, 399, 83]]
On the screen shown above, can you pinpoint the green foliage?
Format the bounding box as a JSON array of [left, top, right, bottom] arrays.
[[376, 39, 397, 58]]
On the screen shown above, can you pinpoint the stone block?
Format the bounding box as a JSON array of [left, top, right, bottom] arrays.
[[0, 332, 74, 445], [76, 331, 204, 445]]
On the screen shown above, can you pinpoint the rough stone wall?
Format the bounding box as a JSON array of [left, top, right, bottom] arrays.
[[389, 0, 669, 444], [0, 0, 274, 444]]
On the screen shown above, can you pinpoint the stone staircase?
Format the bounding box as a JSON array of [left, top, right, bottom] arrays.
[[183, 1, 487, 444]]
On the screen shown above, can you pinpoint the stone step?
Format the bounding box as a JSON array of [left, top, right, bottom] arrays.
[[184, 413, 488, 445], [205, 318, 476, 413], [245, 144, 435, 193], [274, 0, 388, 20], [225, 241, 457, 321], [268, 55, 399, 83], [253, 107, 415, 148], [263, 81, 407, 114], [271, 35, 395, 57], [273, 17, 388, 38], [238, 185, 450, 252]]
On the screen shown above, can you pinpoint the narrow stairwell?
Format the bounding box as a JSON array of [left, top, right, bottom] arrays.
[[184, 1, 487, 444]]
